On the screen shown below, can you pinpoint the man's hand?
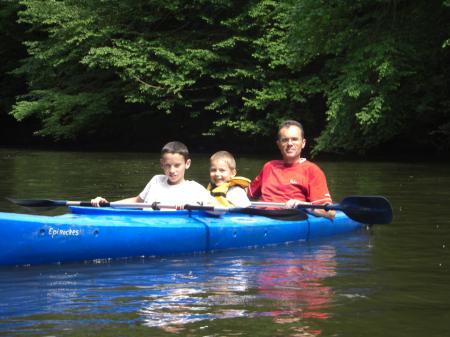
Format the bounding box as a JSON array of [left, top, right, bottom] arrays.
[[285, 199, 335, 220], [285, 199, 312, 208]]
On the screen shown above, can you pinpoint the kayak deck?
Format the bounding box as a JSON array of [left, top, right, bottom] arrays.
[[0, 207, 362, 266]]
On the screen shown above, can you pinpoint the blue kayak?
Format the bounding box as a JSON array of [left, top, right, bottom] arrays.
[[0, 207, 362, 266]]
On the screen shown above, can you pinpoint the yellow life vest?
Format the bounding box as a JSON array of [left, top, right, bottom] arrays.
[[207, 176, 251, 207]]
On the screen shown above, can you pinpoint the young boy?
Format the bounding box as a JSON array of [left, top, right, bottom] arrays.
[[91, 141, 215, 209], [207, 151, 251, 207]]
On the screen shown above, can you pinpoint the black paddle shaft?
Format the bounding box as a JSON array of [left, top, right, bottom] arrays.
[[184, 204, 308, 221], [304, 196, 393, 224], [7, 198, 98, 208]]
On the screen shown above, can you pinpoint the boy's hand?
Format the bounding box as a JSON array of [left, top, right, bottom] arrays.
[[91, 196, 108, 207]]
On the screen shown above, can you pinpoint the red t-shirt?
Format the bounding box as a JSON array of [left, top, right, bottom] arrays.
[[248, 159, 332, 204]]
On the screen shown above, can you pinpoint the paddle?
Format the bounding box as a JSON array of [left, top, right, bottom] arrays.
[[6, 198, 308, 221], [7, 195, 392, 223], [251, 196, 393, 224]]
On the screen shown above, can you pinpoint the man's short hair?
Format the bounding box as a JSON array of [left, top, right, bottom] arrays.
[[161, 141, 190, 160], [210, 151, 236, 170], [278, 120, 304, 138]]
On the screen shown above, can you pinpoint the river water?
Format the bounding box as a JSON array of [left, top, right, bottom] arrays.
[[0, 148, 449, 337]]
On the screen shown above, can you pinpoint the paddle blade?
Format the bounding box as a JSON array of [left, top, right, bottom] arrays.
[[340, 196, 393, 224], [6, 198, 67, 208]]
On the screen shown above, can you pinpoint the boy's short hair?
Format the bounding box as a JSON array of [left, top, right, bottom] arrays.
[[278, 120, 304, 138], [210, 151, 236, 170], [161, 141, 190, 161]]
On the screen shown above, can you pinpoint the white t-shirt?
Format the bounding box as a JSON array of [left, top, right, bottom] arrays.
[[139, 175, 215, 207], [227, 186, 251, 207]]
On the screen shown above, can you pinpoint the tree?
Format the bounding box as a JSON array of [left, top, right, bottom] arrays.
[[0, 0, 33, 145], [7, 0, 450, 154], [288, 0, 450, 154], [10, 0, 324, 150]]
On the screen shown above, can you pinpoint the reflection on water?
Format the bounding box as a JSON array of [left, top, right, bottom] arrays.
[[255, 247, 336, 336], [0, 237, 366, 337], [138, 260, 252, 330]]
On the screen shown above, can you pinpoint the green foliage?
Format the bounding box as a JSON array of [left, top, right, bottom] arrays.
[[444, 0, 450, 48], [10, 0, 322, 144], [0, 1, 26, 110], [12, 89, 109, 139], [4, 0, 450, 153], [205, 0, 328, 140], [289, 0, 450, 154], [12, 0, 254, 139]]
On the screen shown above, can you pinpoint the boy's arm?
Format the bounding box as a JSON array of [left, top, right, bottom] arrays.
[[114, 196, 144, 203], [91, 195, 144, 207], [188, 181, 218, 206], [228, 186, 251, 207]]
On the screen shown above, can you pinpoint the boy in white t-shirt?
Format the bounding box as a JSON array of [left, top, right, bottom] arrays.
[[91, 141, 215, 209]]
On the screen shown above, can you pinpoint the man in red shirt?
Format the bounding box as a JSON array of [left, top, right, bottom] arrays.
[[248, 120, 335, 219]]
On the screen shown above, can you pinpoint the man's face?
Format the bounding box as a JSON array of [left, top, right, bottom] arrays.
[[276, 125, 306, 163]]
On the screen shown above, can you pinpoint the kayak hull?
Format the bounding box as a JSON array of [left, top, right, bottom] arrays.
[[0, 207, 362, 266]]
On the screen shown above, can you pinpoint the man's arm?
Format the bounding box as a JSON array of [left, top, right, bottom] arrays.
[[247, 171, 263, 200], [310, 208, 335, 220]]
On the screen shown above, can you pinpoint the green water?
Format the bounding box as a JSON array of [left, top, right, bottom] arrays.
[[0, 148, 449, 337]]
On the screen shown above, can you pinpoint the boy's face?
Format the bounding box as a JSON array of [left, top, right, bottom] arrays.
[[160, 153, 191, 185], [210, 159, 236, 186]]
